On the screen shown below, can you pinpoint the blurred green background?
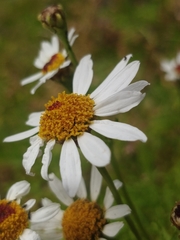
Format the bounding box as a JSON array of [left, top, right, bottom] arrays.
[[1, 0, 180, 239]]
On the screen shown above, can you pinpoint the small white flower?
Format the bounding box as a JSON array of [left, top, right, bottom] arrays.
[[4, 54, 149, 197], [0, 180, 60, 240], [21, 28, 78, 94], [160, 52, 180, 81], [31, 166, 131, 240]]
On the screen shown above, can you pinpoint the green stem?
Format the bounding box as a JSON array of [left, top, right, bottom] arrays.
[[110, 151, 151, 240], [58, 30, 78, 67], [97, 167, 144, 240]]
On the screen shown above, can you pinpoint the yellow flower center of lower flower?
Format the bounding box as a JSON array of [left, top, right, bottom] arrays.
[[0, 199, 29, 240], [42, 53, 65, 74], [39, 92, 95, 142], [62, 199, 106, 240]]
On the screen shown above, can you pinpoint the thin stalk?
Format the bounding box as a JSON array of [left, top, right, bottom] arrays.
[[111, 153, 151, 240], [97, 167, 144, 240]]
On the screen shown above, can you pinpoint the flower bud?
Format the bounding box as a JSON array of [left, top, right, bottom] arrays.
[[38, 5, 67, 35], [171, 202, 180, 229]]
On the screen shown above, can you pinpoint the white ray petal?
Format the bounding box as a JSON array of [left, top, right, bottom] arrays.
[[73, 55, 93, 95], [6, 180, 30, 201], [48, 173, 73, 206], [30, 203, 60, 223], [3, 127, 39, 142], [22, 135, 44, 175], [20, 229, 40, 240], [51, 35, 59, 53], [68, 28, 78, 46], [60, 139, 82, 197], [105, 204, 131, 219], [103, 180, 122, 209], [26, 112, 42, 127], [102, 222, 124, 237], [76, 177, 87, 199], [77, 132, 110, 167], [23, 199, 36, 211], [41, 197, 54, 207], [91, 120, 147, 142], [60, 60, 71, 69], [21, 72, 43, 86], [91, 54, 132, 100], [122, 80, 149, 92], [94, 91, 145, 116], [34, 57, 45, 69], [90, 165, 102, 201], [41, 139, 56, 180]]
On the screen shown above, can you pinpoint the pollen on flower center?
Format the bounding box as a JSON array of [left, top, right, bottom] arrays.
[[62, 199, 106, 240], [42, 53, 65, 73], [39, 92, 95, 142], [0, 199, 29, 240]]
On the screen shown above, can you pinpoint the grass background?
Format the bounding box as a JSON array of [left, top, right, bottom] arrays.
[[1, 0, 180, 239]]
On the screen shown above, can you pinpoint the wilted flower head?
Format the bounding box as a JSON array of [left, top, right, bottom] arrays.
[[38, 5, 67, 34], [160, 52, 180, 81], [31, 166, 131, 240], [0, 180, 60, 240], [4, 54, 148, 197], [171, 201, 180, 229]]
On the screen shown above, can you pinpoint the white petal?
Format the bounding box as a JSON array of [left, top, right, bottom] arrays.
[[3, 127, 39, 142], [68, 28, 78, 46], [34, 58, 44, 69], [105, 204, 131, 219], [48, 173, 73, 206], [91, 59, 140, 103], [51, 35, 59, 53], [90, 165, 102, 201], [76, 177, 87, 199], [104, 180, 122, 209], [91, 120, 147, 142], [94, 91, 145, 116], [20, 229, 40, 240], [102, 222, 124, 237], [21, 72, 43, 86], [26, 112, 42, 127], [22, 135, 44, 175], [122, 80, 149, 92], [78, 132, 110, 167], [41, 197, 54, 207], [60, 139, 82, 197], [6, 180, 30, 201], [41, 139, 56, 180], [91, 54, 132, 100], [23, 199, 36, 211], [73, 55, 93, 95], [30, 203, 60, 223], [59, 60, 71, 69]]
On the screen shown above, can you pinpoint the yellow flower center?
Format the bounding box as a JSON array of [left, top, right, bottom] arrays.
[[0, 199, 29, 240], [42, 53, 65, 74], [62, 199, 106, 240], [39, 92, 95, 142]]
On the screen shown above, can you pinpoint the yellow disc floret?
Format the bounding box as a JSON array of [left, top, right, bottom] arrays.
[[42, 53, 65, 74], [62, 199, 106, 240], [39, 92, 95, 142], [0, 199, 29, 240]]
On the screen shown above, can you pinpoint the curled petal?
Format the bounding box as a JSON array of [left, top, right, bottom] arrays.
[[6, 180, 30, 201]]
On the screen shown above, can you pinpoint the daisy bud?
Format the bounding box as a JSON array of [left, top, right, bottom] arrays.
[[38, 5, 67, 35], [171, 202, 180, 229]]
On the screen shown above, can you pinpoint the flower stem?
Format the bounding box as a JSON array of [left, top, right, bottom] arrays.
[[111, 152, 151, 240], [97, 167, 144, 240], [59, 31, 78, 67]]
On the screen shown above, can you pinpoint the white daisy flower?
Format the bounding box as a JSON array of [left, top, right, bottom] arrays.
[[4, 54, 149, 197], [31, 165, 131, 240], [0, 180, 60, 240], [21, 28, 78, 94], [160, 52, 180, 81]]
